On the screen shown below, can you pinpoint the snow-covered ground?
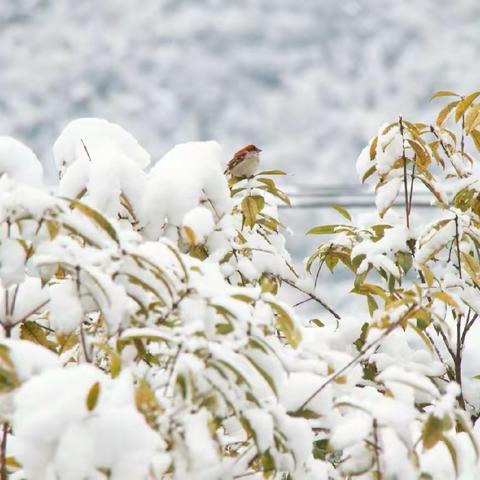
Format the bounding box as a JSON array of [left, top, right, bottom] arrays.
[[1, 0, 480, 183]]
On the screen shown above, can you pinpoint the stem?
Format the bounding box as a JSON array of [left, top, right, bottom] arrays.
[[282, 278, 340, 320], [81, 138, 93, 162], [0, 326, 11, 480], [372, 419, 383, 480], [407, 163, 416, 216], [455, 215, 462, 279], [399, 116, 410, 229], [455, 314, 466, 409], [79, 322, 91, 363], [0, 423, 7, 480]]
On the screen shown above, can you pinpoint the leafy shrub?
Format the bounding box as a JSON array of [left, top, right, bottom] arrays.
[[0, 124, 327, 480], [307, 90, 480, 478], [3, 90, 480, 480]]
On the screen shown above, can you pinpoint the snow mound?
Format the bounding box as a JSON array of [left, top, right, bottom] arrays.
[[142, 141, 232, 239], [0, 136, 43, 187]]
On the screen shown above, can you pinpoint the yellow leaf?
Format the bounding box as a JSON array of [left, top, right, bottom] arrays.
[[455, 92, 480, 122], [135, 379, 162, 428], [465, 104, 480, 133], [407, 140, 431, 170], [421, 265, 435, 287], [470, 130, 480, 153], [241, 196, 260, 229], [20, 321, 56, 351], [461, 252, 480, 287], [436, 100, 460, 126], [431, 291, 459, 309], [369, 136, 378, 160], [431, 90, 459, 100], [266, 301, 301, 348]]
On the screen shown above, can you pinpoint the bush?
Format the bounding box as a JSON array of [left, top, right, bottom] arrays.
[[2, 91, 480, 479]]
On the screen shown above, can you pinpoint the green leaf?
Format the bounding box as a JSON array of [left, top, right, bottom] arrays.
[[422, 415, 443, 450], [256, 169, 287, 175], [367, 295, 378, 316], [245, 355, 278, 397], [65, 198, 119, 244], [441, 436, 459, 477], [395, 251, 413, 274], [312, 439, 329, 460], [331, 204, 352, 221], [307, 225, 341, 235], [216, 323, 234, 335], [86, 382, 100, 411], [261, 450, 275, 477]]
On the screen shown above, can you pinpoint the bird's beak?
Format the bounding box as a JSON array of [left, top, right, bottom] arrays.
[[257, 148, 262, 152]]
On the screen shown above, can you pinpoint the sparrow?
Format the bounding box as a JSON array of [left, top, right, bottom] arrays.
[[224, 144, 262, 178]]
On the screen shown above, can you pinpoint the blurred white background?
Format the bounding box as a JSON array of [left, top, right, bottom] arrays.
[[2, 0, 479, 181]]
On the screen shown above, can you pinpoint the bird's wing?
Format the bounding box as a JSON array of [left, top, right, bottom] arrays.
[[225, 152, 243, 173]]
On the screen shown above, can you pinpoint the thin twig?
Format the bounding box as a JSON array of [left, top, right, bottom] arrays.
[[399, 116, 410, 229], [282, 278, 341, 320], [0, 423, 7, 480], [407, 163, 416, 216], [79, 322, 91, 363], [372, 418, 383, 480], [81, 138, 93, 162], [461, 313, 478, 346], [454, 215, 462, 279], [295, 305, 416, 412], [455, 314, 466, 409]]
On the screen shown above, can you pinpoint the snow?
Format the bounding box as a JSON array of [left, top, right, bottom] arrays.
[[416, 218, 456, 264], [53, 118, 150, 172], [55, 118, 149, 219], [0, 339, 59, 382], [48, 280, 84, 333], [142, 141, 232, 239], [375, 176, 402, 217], [0, 137, 43, 187], [0, 239, 26, 287], [329, 411, 371, 449], [182, 206, 215, 244], [181, 409, 221, 478], [12, 365, 160, 480]]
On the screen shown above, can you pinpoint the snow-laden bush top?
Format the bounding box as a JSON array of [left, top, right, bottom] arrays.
[[0, 120, 331, 480], [3, 93, 480, 480]]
